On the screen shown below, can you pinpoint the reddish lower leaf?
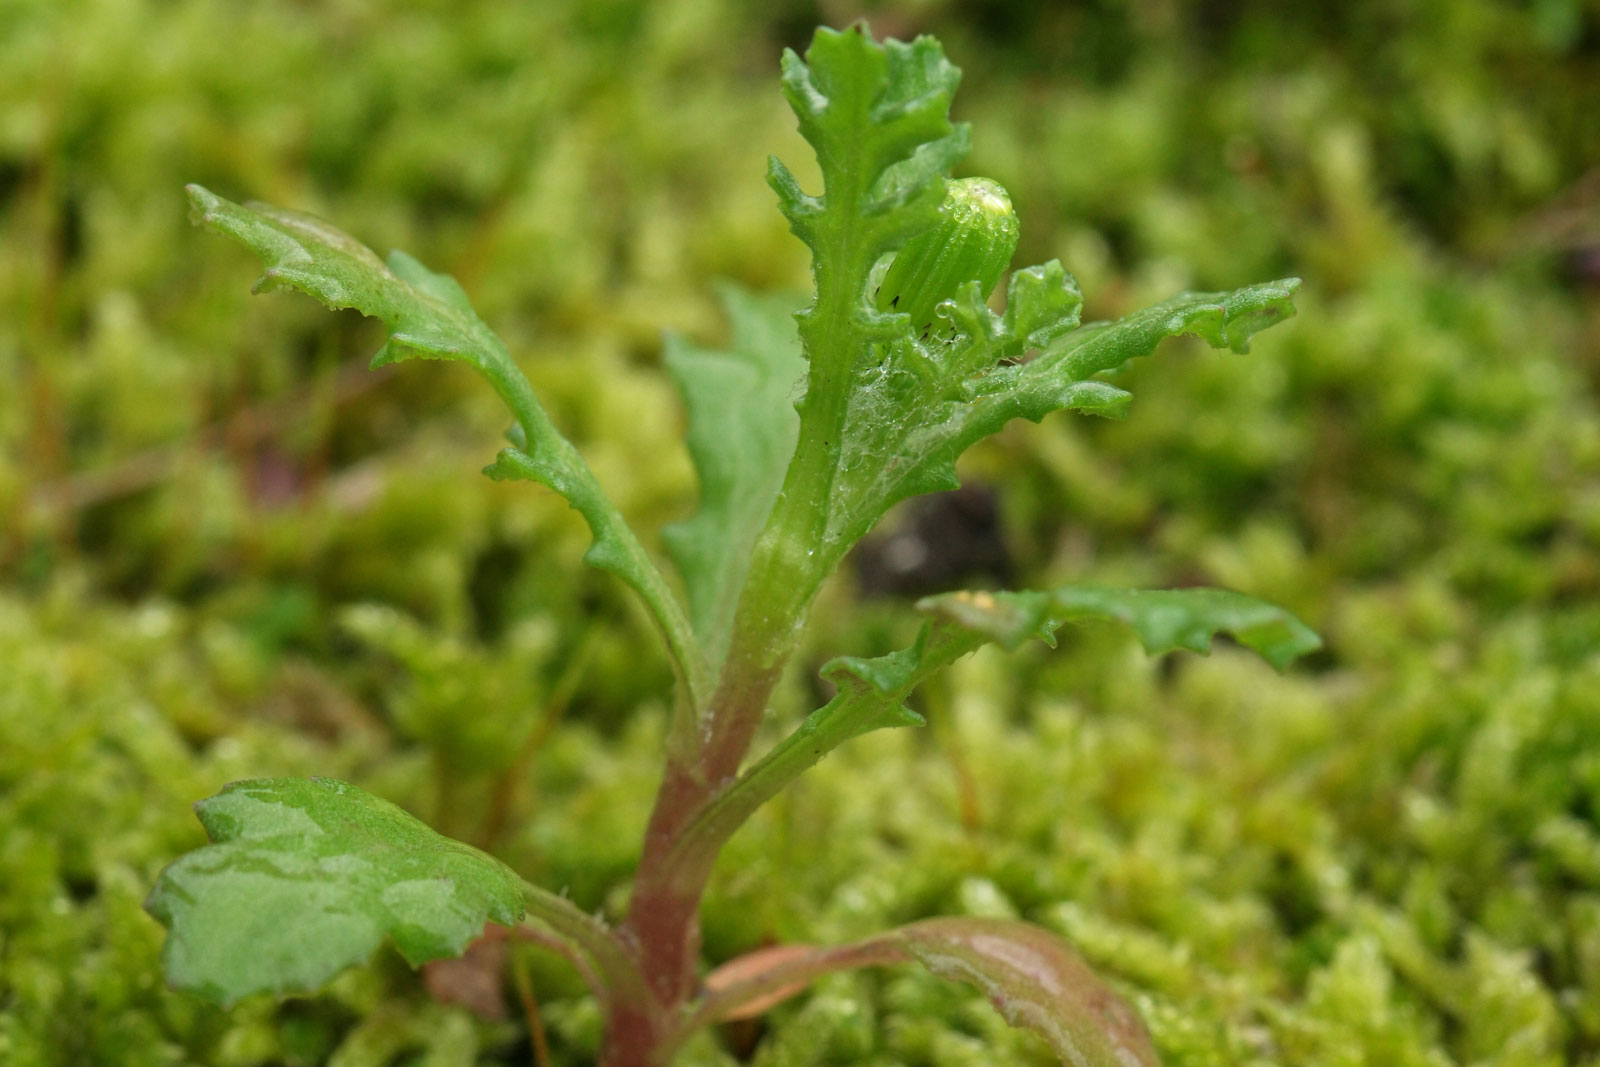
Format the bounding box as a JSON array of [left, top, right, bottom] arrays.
[[691, 920, 1157, 1067], [894, 917, 1159, 1067], [702, 943, 825, 1021]]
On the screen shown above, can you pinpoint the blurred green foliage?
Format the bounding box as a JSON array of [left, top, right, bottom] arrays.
[[2, 0, 1597, 1064]]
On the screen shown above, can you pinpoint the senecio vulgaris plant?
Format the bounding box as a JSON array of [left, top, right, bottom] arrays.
[[149, 25, 1316, 1067]]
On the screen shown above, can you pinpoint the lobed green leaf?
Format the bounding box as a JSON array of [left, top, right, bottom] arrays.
[[186, 185, 514, 382], [146, 778, 525, 1006], [186, 184, 704, 703], [751, 27, 969, 591], [769, 27, 967, 278], [921, 583, 1323, 671], [820, 275, 1302, 570]]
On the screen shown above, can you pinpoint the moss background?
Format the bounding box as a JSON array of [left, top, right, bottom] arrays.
[[2, 0, 1598, 1064]]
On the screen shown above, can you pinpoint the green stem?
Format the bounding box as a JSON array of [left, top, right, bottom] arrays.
[[619, 162, 866, 1027], [675, 627, 981, 891], [695, 186, 874, 782]]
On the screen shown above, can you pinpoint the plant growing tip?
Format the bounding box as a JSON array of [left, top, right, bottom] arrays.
[[151, 22, 1310, 1067], [876, 176, 1020, 333]]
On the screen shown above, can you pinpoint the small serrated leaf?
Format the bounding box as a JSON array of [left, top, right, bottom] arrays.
[[893, 917, 1159, 1067], [771, 25, 966, 388], [921, 584, 1322, 670], [146, 778, 525, 1006], [815, 276, 1297, 572], [1052, 279, 1301, 381], [1004, 260, 1085, 348]]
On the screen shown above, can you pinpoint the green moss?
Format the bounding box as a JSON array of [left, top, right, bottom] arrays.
[[4, 0, 1598, 1063]]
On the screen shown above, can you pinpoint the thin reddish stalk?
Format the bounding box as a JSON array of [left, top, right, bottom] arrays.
[[690, 938, 907, 1029]]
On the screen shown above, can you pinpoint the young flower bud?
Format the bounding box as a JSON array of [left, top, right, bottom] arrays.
[[875, 177, 1020, 334]]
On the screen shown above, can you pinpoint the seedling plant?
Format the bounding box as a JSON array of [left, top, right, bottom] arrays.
[[149, 25, 1315, 1067]]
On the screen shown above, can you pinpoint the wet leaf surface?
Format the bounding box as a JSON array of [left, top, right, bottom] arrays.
[[147, 777, 524, 1006]]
